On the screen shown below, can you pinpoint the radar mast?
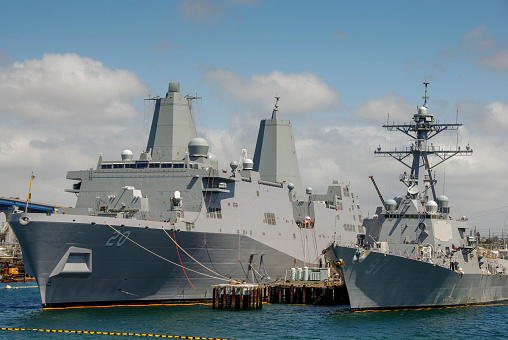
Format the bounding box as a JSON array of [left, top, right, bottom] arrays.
[[374, 82, 472, 202]]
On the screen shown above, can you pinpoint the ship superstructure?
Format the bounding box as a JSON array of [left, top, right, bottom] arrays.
[[9, 82, 362, 307], [325, 83, 508, 310]]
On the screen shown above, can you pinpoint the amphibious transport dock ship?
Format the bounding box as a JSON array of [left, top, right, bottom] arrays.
[[10, 82, 363, 308], [325, 83, 508, 311]]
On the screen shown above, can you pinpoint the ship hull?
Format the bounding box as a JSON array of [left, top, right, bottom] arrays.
[[10, 212, 302, 308], [325, 245, 508, 310]]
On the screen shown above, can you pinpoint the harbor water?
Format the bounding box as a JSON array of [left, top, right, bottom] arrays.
[[2, 282, 508, 339]]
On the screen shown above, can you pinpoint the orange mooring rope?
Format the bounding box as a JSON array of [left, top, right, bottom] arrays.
[[172, 228, 204, 294]]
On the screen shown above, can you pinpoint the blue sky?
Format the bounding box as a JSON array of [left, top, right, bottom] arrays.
[[1, 0, 507, 234]]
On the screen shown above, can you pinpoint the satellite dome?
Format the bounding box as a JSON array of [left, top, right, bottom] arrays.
[[436, 195, 449, 207], [287, 183, 295, 191], [243, 159, 254, 170], [418, 106, 427, 115], [426, 200, 438, 213], [306, 187, 313, 195], [230, 161, 239, 171], [188, 138, 209, 157], [385, 199, 397, 212], [207, 152, 218, 169], [121, 150, 134, 161]]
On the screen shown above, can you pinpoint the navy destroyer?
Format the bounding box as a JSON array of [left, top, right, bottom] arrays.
[[9, 82, 363, 308], [324, 82, 508, 311]]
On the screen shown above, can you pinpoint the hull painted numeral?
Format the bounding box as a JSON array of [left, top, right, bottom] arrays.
[[106, 231, 131, 247]]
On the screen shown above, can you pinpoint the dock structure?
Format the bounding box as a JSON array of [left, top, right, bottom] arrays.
[[265, 281, 349, 306], [212, 283, 263, 310], [212, 267, 349, 310], [264, 266, 348, 305]]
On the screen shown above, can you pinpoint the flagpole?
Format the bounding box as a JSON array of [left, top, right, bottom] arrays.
[[25, 172, 35, 212]]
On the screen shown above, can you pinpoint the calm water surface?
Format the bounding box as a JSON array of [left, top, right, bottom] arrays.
[[1, 282, 508, 339]]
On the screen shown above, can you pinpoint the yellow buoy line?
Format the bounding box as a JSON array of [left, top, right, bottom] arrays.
[[0, 327, 235, 339]]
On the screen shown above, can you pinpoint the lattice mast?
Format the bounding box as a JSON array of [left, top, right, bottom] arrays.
[[374, 82, 472, 202]]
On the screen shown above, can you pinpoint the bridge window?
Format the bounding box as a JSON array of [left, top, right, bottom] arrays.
[[101, 164, 112, 169], [161, 163, 172, 168]]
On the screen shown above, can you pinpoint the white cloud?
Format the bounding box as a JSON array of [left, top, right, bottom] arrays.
[[200, 111, 261, 168], [461, 25, 498, 52], [477, 101, 508, 133], [478, 50, 508, 73], [459, 101, 508, 134], [406, 25, 507, 76], [352, 93, 414, 124], [0, 53, 148, 206], [0, 53, 146, 124], [202, 68, 341, 115]]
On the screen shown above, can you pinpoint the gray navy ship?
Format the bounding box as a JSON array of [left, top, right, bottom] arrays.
[[9, 82, 363, 308], [324, 82, 508, 311]]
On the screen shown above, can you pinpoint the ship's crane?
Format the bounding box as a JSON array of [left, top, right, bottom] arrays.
[[369, 175, 386, 210]]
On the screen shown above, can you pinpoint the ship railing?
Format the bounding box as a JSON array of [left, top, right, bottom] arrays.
[[258, 179, 284, 188]]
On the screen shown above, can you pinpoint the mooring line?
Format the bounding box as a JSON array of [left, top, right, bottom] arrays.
[[104, 222, 229, 282], [162, 228, 232, 281]]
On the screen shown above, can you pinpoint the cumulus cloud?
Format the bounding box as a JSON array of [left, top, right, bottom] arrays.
[[352, 93, 414, 124], [406, 25, 508, 75], [466, 101, 508, 134], [478, 50, 508, 73], [202, 68, 341, 114], [200, 111, 261, 168], [0, 53, 146, 124], [459, 26, 508, 73], [0, 53, 148, 206], [461, 25, 498, 52]]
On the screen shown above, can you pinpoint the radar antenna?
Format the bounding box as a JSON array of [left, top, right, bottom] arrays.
[[271, 96, 281, 119], [423, 81, 429, 108], [374, 82, 473, 202]]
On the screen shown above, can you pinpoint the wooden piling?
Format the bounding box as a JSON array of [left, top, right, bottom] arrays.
[[212, 284, 262, 310], [263, 280, 349, 306]]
